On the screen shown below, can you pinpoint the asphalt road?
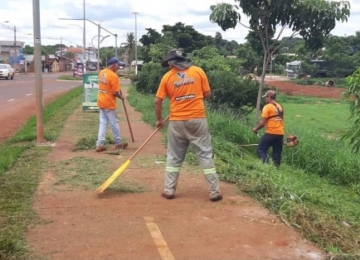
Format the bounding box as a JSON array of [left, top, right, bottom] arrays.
[[0, 72, 81, 142]]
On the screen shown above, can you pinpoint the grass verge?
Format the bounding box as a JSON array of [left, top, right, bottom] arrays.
[[127, 86, 360, 259], [0, 86, 82, 259]]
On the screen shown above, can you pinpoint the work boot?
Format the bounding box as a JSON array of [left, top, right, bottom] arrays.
[[114, 143, 128, 150], [95, 146, 106, 152], [204, 172, 222, 201], [164, 172, 179, 197], [161, 192, 175, 200], [210, 194, 223, 202]]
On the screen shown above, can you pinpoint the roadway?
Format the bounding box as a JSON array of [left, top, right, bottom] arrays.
[[0, 72, 81, 143]]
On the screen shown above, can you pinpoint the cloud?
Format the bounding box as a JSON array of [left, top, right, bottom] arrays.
[[0, 0, 358, 49]]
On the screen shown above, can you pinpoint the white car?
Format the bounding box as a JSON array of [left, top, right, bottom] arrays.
[[0, 64, 15, 80]]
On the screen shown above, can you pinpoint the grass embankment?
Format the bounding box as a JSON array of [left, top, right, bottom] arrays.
[[1, 84, 359, 259], [127, 87, 359, 260], [0, 86, 82, 259]]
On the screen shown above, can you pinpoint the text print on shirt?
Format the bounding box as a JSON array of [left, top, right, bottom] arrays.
[[99, 73, 108, 84], [174, 72, 195, 88]]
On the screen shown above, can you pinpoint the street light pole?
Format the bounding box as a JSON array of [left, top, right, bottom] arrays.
[[13, 25, 16, 69], [32, 0, 45, 143], [98, 23, 100, 71], [83, 0, 86, 73], [132, 11, 139, 75]]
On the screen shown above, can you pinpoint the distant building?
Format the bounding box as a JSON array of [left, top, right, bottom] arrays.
[[0, 40, 25, 72]]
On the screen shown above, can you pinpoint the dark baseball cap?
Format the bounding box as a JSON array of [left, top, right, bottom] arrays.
[[107, 57, 122, 66], [161, 49, 187, 67]]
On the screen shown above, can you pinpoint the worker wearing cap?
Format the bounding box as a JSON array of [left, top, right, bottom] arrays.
[[95, 57, 128, 152], [252, 90, 284, 167], [154, 49, 222, 202]]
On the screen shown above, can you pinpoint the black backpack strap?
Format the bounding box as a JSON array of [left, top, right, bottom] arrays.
[[267, 103, 283, 120]]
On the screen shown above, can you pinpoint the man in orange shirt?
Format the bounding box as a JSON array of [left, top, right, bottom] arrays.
[[95, 57, 128, 152], [252, 90, 284, 167], [154, 49, 222, 202]]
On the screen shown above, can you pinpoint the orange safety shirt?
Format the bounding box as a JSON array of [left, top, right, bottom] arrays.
[[97, 68, 120, 110], [262, 102, 284, 135], [156, 66, 210, 120]]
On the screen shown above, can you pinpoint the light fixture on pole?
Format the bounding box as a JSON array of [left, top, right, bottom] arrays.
[[59, 17, 118, 67], [92, 32, 109, 71], [132, 11, 139, 75]]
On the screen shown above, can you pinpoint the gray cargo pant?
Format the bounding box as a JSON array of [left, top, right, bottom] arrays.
[[164, 118, 221, 199]]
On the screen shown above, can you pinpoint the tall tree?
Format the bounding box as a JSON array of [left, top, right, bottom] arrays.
[[342, 67, 360, 153], [122, 33, 135, 70], [139, 28, 162, 48], [210, 0, 350, 118]]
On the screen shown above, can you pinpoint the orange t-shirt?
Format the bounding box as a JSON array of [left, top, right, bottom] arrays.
[[262, 102, 284, 135], [97, 68, 120, 110], [156, 66, 210, 120]]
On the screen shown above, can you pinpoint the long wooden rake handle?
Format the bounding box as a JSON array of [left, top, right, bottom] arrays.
[[122, 100, 135, 143]]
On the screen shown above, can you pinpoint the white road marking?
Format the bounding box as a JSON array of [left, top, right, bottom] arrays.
[[26, 93, 33, 96], [7, 99, 15, 102], [144, 216, 175, 260], [43, 89, 48, 92]]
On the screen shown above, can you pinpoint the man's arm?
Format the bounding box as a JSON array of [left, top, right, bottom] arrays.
[[154, 97, 164, 128], [114, 90, 124, 101], [252, 117, 267, 133], [203, 90, 211, 99]]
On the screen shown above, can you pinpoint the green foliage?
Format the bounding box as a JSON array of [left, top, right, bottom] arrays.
[[128, 87, 360, 258], [0, 87, 82, 259], [132, 62, 167, 94], [342, 68, 360, 153], [322, 35, 359, 78], [207, 70, 258, 115], [191, 46, 241, 73], [210, 0, 351, 114], [23, 45, 34, 55]]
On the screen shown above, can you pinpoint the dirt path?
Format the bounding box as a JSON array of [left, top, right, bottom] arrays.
[[266, 80, 345, 99], [24, 84, 326, 260]]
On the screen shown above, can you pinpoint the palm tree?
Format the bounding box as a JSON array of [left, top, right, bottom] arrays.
[[122, 33, 135, 71]]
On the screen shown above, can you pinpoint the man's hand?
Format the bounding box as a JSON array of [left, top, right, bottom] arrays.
[[156, 120, 165, 129], [252, 128, 258, 134]]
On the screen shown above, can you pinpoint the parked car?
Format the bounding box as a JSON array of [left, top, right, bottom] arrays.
[[0, 64, 15, 80]]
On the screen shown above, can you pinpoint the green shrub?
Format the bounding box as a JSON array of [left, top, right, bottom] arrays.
[[207, 70, 258, 115], [132, 62, 167, 94]]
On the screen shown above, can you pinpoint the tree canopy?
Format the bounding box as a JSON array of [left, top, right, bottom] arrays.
[[210, 0, 351, 117]]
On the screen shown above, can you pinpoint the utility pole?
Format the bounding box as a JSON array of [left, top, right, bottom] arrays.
[[97, 23, 100, 71], [32, 0, 45, 143], [114, 34, 118, 58], [83, 0, 86, 74], [13, 26, 16, 69], [132, 11, 139, 75]]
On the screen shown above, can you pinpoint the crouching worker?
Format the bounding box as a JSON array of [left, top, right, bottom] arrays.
[[252, 90, 284, 168], [154, 49, 222, 202]]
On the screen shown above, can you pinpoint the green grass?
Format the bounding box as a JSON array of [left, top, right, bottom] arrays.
[[1, 83, 359, 259], [127, 86, 360, 259], [0, 86, 82, 259], [294, 77, 347, 88], [57, 75, 83, 81], [277, 95, 353, 137]]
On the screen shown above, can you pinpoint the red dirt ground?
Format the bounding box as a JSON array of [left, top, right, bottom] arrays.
[[2, 81, 333, 260], [266, 80, 345, 99]]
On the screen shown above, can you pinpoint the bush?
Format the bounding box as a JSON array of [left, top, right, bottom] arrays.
[[132, 62, 167, 94], [207, 70, 258, 115]]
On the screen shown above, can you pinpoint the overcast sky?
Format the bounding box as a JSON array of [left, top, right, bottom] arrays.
[[1, 0, 359, 49]]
